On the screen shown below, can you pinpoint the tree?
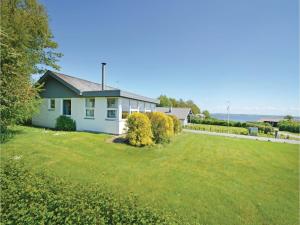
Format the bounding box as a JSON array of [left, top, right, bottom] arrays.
[[202, 110, 210, 119], [284, 115, 293, 121], [158, 95, 172, 107], [0, 0, 62, 131], [157, 95, 200, 114]]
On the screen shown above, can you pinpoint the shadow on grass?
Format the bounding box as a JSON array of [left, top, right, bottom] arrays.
[[0, 128, 24, 144]]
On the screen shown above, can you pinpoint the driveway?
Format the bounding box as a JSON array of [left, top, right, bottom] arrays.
[[183, 129, 300, 145]]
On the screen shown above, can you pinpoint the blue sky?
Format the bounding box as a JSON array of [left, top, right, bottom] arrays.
[[40, 0, 299, 116]]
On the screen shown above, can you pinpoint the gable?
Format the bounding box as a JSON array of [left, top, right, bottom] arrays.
[[39, 76, 79, 98]]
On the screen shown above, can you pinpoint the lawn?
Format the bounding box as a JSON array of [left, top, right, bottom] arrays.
[[1, 126, 299, 225]]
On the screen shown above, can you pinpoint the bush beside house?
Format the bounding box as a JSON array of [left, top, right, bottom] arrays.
[[126, 113, 153, 146], [278, 120, 300, 133], [168, 115, 182, 134], [55, 115, 76, 131], [147, 112, 174, 144], [126, 112, 181, 147]]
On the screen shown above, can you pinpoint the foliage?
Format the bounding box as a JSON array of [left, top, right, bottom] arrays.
[[126, 113, 153, 146], [0, 160, 175, 225], [158, 95, 200, 114], [185, 124, 249, 135], [55, 116, 76, 131], [191, 118, 274, 134], [168, 115, 182, 134], [284, 115, 293, 121], [278, 120, 300, 133], [147, 112, 174, 143], [0, 0, 61, 131], [202, 110, 210, 119]]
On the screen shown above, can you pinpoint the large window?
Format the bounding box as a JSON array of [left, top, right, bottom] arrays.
[[85, 98, 95, 118], [63, 99, 71, 116], [48, 99, 55, 110], [107, 98, 117, 119]]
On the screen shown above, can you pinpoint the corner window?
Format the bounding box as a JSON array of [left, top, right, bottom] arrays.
[[48, 99, 55, 110], [85, 98, 95, 118], [107, 98, 117, 119]]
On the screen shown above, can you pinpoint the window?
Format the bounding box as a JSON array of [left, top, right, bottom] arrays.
[[48, 99, 55, 110], [107, 98, 117, 119], [107, 98, 117, 108], [107, 110, 116, 118], [63, 99, 71, 116], [85, 98, 95, 118]]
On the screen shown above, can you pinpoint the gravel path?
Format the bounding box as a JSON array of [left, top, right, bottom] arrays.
[[183, 129, 300, 145]]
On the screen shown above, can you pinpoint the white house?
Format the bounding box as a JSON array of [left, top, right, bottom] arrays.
[[32, 68, 159, 135]]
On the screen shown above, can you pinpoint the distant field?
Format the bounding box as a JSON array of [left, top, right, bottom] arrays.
[[1, 126, 298, 225]]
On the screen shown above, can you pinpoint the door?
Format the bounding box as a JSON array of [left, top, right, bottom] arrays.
[[63, 99, 71, 116]]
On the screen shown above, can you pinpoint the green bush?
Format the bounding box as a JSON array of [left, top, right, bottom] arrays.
[[278, 120, 300, 133], [185, 124, 249, 135], [168, 115, 182, 134], [147, 112, 174, 144], [191, 118, 274, 134], [55, 115, 76, 131], [0, 160, 176, 225], [126, 113, 153, 146]]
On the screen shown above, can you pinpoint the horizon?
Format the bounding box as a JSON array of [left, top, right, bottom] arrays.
[[40, 0, 299, 116]]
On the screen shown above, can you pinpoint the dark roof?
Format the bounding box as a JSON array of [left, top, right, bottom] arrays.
[[156, 107, 192, 120], [38, 70, 159, 104]]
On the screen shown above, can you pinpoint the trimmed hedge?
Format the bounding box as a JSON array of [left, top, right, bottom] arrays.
[[0, 160, 177, 224], [168, 115, 182, 134], [185, 124, 249, 135], [191, 118, 274, 134], [126, 113, 153, 146], [147, 112, 174, 144], [278, 120, 300, 133], [55, 115, 76, 131]]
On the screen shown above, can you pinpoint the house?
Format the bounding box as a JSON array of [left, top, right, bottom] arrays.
[[32, 66, 159, 135], [257, 118, 281, 127], [156, 107, 193, 125]]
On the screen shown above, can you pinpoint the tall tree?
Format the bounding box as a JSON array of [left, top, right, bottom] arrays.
[[0, 0, 62, 131], [158, 95, 200, 114]]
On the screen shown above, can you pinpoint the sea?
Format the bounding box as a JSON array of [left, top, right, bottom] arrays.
[[210, 113, 300, 122]]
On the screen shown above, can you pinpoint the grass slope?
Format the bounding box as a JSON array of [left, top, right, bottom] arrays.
[[1, 126, 298, 225]]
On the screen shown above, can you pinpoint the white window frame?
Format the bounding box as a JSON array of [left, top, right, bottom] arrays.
[[48, 99, 55, 110], [85, 98, 95, 118], [106, 98, 118, 119]]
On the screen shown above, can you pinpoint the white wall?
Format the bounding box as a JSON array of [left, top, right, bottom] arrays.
[[32, 97, 157, 135]]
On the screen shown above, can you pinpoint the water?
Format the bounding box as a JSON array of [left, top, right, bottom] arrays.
[[211, 113, 300, 122]]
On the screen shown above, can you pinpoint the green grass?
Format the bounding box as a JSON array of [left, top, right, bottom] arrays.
[[1, 126, 299, 225], [185, 123, 249, 135]]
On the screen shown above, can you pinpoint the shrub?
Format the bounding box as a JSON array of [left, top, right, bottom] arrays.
[[168, 115, 182, 134], [147, 112, 174, 144], [55, 115, 76, 131], [126, 113, 153, 146], [185, 124, 249, 135], [278, 120, 300, 133], [0, 160, 175, 224]]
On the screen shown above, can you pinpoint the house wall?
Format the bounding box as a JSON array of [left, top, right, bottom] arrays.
[[32, 97, 157, 135]]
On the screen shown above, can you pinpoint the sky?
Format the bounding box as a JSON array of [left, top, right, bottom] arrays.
[[40, 0, 299, 116]]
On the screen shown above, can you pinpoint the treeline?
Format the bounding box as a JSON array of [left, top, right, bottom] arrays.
[[278, 120, 300, 133], [191, 117, 274, 134], [158, 95, 200, 114]]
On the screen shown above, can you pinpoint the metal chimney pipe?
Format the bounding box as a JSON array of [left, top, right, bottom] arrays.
[[101, 62, 106, 91]]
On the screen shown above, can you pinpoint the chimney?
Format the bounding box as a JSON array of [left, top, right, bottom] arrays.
[[101, 62, 106, 91]]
